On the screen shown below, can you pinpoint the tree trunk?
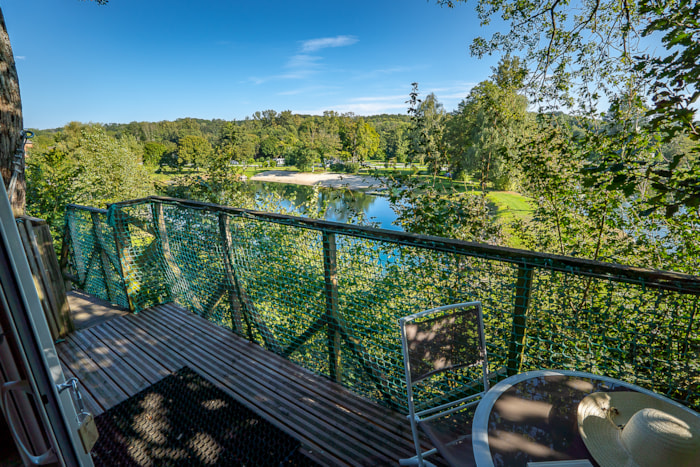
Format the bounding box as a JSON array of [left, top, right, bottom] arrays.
[[0, 7, 24, 217]]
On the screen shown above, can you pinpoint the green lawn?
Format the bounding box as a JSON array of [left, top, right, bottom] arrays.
[[485, 191, 534, 247], [487, 191, 534, 223]]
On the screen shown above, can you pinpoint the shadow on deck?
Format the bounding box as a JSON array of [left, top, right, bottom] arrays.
[[59, 295, 423, 466], [67, 291, 129, 330]]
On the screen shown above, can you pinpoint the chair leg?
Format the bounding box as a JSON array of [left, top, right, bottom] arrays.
[[400, 415, 439, 467], [408, 415, 425, 466]]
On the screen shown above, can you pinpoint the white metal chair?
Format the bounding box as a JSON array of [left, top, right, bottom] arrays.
[[398, 302, 489, 467]]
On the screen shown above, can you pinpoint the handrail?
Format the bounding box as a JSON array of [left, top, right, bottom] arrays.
[[113, 196, 700, 295], [65, 204, 107, 214]]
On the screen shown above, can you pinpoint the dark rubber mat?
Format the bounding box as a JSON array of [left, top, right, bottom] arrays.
[[91, 366, 315, 466]]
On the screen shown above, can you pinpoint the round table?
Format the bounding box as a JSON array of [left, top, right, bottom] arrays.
[[471, 369, 692, 467]]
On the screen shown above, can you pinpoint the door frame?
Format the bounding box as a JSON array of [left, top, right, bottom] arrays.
[[0, 180, 93, 466]]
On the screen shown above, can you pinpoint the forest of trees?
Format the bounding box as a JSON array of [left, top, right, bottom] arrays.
[[29, 112, 412, 171]]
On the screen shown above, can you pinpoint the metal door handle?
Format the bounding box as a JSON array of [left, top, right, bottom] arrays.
[[0, 380, 57, 465], [57, 377, 86, 415]]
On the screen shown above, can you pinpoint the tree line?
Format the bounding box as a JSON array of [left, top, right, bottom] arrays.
[[31, 112, 406, 173], [28, 89, 544, 188]]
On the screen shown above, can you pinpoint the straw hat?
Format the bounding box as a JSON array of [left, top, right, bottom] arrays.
[[577, 391, 700, 467]]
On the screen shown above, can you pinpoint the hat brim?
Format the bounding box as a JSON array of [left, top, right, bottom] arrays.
[[577, 391, 698, 467]]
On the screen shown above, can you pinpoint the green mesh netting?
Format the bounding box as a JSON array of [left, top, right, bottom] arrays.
[[62, 198, 700, 413], [64, 206, 129, 309]]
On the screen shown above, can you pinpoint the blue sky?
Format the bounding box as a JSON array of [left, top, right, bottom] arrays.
[[2, 0, 501, 129]]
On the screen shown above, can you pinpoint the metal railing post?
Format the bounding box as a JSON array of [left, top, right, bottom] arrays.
[[59, 219, 73, 292], [90, 212, 118, 304], [322, 231, 342, 383], [507, 263, 534, 376], [218, 212, 250, 338], [110, 206, 135, 312], [61, 208, 88, 289]]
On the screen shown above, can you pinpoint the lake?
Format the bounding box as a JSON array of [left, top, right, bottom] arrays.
[[247, 181, 400, 230]]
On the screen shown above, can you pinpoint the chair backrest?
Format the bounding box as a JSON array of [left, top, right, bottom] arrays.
[[399, 302, 488, 412]]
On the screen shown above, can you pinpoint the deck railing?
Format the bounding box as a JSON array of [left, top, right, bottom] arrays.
[[62, 196, 700, 413]]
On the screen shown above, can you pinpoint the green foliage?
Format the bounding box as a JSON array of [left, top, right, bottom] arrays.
[[437, 0, 699, 215], [382, 125, 410, 163], [23, 98, 697, 277], [142, 141, 172, 168], [406, 85, 448, 179], [371, 116, 411, 163], [26, 124, 152, 236], [447, 57, 532, 191], [438, 0, 641, 111], [71, 127, 152, 206], [297, 116, 341, 166], [65, 198, 700, 413], [638, 1, 699, 145], [631, 1, 700, 214], [337, 161, 360, 173], [287, 146, 317, 172], [68, 113, 396, 178], [504, 111, 698, 273], [386, 173, 501, 243], [177, 134, 212, 170], [259, 135, 284, 158], [339, 115, 381, 163], [26, 147, 77, 239]]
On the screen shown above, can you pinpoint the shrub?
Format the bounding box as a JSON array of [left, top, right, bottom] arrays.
[[343, 162, 360, 173]]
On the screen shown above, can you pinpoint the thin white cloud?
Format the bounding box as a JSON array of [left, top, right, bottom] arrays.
[[300, 94, 409, 116], [352, 66, 420, 80], [277, 85, 339, 96], [372, 67, 412, 75], [286, 54, 323, 69], [248, 76, 266, 85], [15, 56, 26, 60], [296, 81, 482, 116], [338, 102, 408, 114], [350, 95, 407, 103], [249, 35, 358, 84], [416, 82, 478, 102], [278, 88, 308, 96], [248, 72, 312, 85], [300, 35, 358, 53]]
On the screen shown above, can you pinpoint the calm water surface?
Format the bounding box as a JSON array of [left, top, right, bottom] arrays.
[[247, 181, 400, 230]]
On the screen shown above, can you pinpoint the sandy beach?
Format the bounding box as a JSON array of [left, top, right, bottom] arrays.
[[251, 170, 385, 190]]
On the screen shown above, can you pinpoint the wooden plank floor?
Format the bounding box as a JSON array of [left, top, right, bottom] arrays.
[[66, 290, 128, 330], [56, 302, 424, 466]]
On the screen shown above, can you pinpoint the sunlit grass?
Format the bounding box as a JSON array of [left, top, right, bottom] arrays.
[[487, 191, 533, 222], [486, 191, 534, 247]]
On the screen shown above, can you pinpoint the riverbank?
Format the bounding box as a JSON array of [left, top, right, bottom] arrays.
[[251, 170, 385, 190]]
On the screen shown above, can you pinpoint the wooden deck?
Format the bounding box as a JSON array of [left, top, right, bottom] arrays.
[[56, 301, 423, 466], [67, 290, 129, 330]]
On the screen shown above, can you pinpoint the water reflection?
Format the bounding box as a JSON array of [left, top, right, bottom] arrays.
[[246, 181, 400, 230]]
